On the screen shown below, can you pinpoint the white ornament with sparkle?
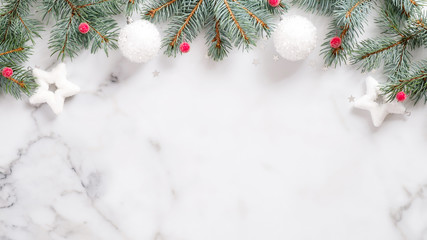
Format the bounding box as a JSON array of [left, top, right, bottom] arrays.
[[118, 19, 161, 63], [29, 63, 80, 115], [354, 76, 405, 127], [273, 15, 317, 61]]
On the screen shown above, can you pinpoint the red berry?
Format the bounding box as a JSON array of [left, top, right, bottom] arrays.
[[268, 0, 280, 7], [2, 67, 13, 78], [179, 42, 190, 53], [330, 36, 342, 49], [79, 22, 90, 34], [396, 91, 406, 102]]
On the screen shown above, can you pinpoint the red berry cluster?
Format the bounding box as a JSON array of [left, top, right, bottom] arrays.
[[2, 67, 13, 78], [79, 22, 90, 34], [330, 36, 342, 49], [180, 42, 190, 53], [396, 91, 406, 102], [268, 0, 280, 7]]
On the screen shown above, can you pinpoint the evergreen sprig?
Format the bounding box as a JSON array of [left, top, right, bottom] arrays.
[[294, 0, 427, 106], [322, 0, 376, 67], [292, 0, 337, 15], [381, 61, 427, 104], [352, 4, 426, 75], [142, 0, 287, 61], [0, 0, 42, 98], [41, 0, 122, 60]]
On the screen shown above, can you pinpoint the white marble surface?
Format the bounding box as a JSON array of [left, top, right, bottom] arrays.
[[1, 9, 427, 240]]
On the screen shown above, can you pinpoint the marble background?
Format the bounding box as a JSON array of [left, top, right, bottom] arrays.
[[1, 8, 427, 240]]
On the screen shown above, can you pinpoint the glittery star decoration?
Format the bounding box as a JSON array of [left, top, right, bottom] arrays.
[[354, 76, 405, 127], [252, 59, 260, 66], [273, 55, 279, 61], [322, 65, 329, 72], [348, 95, 355, 102], [29, 63, 80, 115], [153, 70, 160, 77]]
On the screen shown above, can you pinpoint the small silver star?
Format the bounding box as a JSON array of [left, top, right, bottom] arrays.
[[153, 70, 160, 77], [252, 58, 260, 66], [348, 95, 355, 102], [273, 55, 279, 61], [309, 60, 317, 68], [322, 65, 329, 72]]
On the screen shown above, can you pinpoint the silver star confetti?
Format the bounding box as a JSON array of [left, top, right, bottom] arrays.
[[252, 59, 260, 66], [322, 65, 329, 72], [153, 70, 160, 77], [348, 95, 355, 102], [273, 55, 279, 61]]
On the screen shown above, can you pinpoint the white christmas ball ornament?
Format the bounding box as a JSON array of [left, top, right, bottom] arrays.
[[273, 15, 317, 61], [118, 20, 161, 63]]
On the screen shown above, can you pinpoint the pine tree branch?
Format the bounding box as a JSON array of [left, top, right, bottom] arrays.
[[170, 0, 203, 47], [212, 19, 221, 48], [76, 0, 109, 9], [292, 0, 337, 15], [60, 13, 74, 56], [0, 0, 41, 98], [233, 0, 268, 30], [145, 0, 280, 60], [206, 9, 232, 61], [409, 0, 418, 6], [382, 61, 427, 104], [346, 0, 370, 18], [415, 19, 427, 31], [321, 0, 376, 67], [1, 0, 21, 42], [146, 0, 179, 18], [45, 0, 120, 59], [8, 77, 25, 88], [223, 0, 248, 41], [0, 47, 25, 56], [360, 37, 411, 59]]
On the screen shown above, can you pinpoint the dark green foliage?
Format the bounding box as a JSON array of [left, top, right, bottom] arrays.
[[41, 0, 122, 60], [352, 4, 427, 103], [2, 0, 426, 105], [125, 0, 145, 15], [381, 61, 427, 104], [352, 4, 425, 74], [292, 0, 338, 15], [142, 0, 287, 61], [0, 0, 127, 99], [0, 0, 42, 98], [294, 0, 427, 105]]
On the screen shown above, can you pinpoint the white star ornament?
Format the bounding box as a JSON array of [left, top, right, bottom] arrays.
[[29, 63, 80, 114], [354, 76, 405, 127]]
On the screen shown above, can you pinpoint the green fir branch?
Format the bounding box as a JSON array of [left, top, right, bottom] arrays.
[[42, 0, 122, 60], [143, 0, 182, 22], [124, 0, 144, 15], [390, 0, 421, 17], [0, 0, 42, 98], [143, 0, 284, 60], [352, 11, 427, 75], [205, 14, 232, 61], [321, 0, 376, 67], [292, 0, 338, 15], [381, 61, 427, 104]]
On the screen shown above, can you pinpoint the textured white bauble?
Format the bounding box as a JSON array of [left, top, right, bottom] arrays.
[[118, 20, 161, 63], [273, 15, 317, 61]]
